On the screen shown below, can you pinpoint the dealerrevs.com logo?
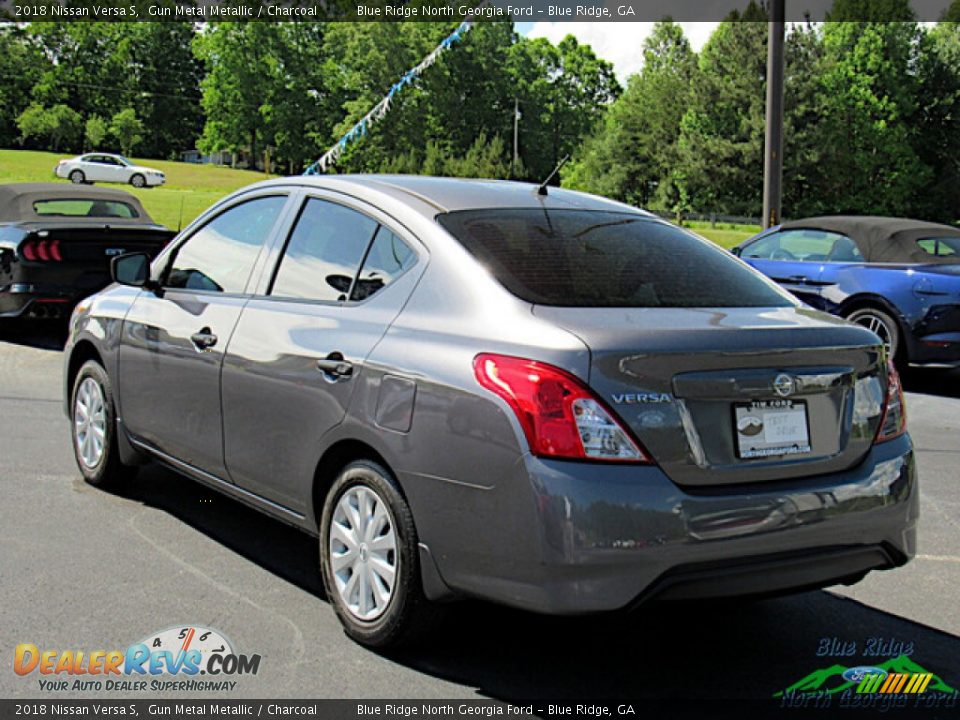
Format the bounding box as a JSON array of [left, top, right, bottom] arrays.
[[13, 625, 262, 692]]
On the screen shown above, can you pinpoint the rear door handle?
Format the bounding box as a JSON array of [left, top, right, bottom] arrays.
[[787, 275, 810, 284], [190, 327, 218, 350], [316, 352, 353, 379]]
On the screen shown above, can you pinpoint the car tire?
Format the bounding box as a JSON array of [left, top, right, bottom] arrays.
[[70, 360, 138, 488], [319, 459, 436, 648], [845, 307, 902, 364], [130, 174, 146, 189], [69, 170, 86, 185]]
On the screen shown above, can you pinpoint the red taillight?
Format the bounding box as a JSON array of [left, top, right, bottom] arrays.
[[473, 353, 651, 463], [18, 239, 62, 263], [875, 359, 907, 443]]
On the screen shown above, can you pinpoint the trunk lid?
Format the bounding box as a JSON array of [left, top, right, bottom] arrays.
[[533, 305, 887, 487], [17, 224, 174, 295]]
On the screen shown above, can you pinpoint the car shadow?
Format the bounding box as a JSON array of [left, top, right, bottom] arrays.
[[0, 321, 67, 351], [902, 367, 960, 400], [113, 463, 960, 714]]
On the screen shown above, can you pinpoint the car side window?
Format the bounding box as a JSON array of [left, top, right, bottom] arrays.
[[744, 229, 861, 263], [165, 195, 287, 294], [270, 198, 378, 303], [351, 227, 417, 301]]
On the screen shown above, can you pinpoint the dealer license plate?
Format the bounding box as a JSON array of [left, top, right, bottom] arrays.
[[734, 400, 811, 459]]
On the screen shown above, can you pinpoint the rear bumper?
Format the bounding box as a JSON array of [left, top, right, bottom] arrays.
[[0, 284, 78, 319], [906, 330, 960, 367], [448, 434, 916, 614]]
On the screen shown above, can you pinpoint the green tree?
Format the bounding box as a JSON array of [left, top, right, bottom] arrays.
[[509, 35, 620, 182], [816, 20, 930, 215], [16, 103, 55, 146], [564, 21, 697, 213], [914, 20, 960, 220], [0, 26, 48, 148], [194, 23, 277, 165], [674, 3, 769, 216], [18, 103, 82, 152], [85, 115, 108, 150], [110, 109, 143, 156]]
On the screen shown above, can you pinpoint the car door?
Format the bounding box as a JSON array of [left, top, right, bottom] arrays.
[[220, 193, 422, 513], [740, 228, 836, 309], [82, 156, 109, 182], [116, 192, 294, 477], [103, 156, 129, 183]]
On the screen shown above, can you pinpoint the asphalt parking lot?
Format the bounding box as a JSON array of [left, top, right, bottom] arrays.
[[1, 322, 958, 708]]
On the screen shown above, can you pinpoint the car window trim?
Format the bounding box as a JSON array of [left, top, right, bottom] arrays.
[[261, 191, 422, 308], [158, 191, 293, 296]]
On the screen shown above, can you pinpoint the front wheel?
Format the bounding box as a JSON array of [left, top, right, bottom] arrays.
[[69, 169, 86, 184], [129, 173, 146, 189], [70, 360, 138, 488], [319, 459, 435, 648], [845, 307, 901, 363]]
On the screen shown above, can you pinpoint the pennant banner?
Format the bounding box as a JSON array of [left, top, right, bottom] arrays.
[[304, 19, 475, 175]]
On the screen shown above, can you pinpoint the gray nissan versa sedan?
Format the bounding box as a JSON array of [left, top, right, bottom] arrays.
[[63, 176, 916, 647]]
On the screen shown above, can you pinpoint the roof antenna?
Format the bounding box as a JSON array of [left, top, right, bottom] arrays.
[[536, 155, 569, 196], [176, 194, 185, 233]]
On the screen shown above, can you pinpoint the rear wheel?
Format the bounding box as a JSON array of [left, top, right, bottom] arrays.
[[69, 170, 86, 184], [70, 360, 138, 488], [845, 307, 901, 363], [319, 459, 435, 648], [129, 173, 146, 189]]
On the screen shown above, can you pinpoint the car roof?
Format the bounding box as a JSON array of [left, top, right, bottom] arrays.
[[0, 183, 157, 225], [778, 215, 960, 263], [254, 175, 652, 218]]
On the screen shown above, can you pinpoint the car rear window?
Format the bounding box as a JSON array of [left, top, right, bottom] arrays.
[[437, 209, 792, 308], [917, 237, 960, 257], [33, 199, 138, 219]]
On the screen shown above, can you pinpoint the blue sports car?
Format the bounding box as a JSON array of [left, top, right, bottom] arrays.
[[735, 216, 960, 367]]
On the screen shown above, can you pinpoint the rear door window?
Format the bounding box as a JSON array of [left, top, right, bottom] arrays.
[[165, 195, 287, 294], [351, 227, 417, 301], [270, 198, 378, 303], [438, 209, 791, 308]]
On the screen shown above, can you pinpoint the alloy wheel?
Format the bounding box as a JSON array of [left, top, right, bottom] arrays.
[[848, 310, 896, 358]]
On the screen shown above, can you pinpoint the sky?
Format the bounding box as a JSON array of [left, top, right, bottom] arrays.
[[518, 22, 720, 82]]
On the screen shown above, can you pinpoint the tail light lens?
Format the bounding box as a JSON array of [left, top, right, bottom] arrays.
[[875, 359, 906, 443], [473, 353, 651, 463], [18, 239, 62, 263]]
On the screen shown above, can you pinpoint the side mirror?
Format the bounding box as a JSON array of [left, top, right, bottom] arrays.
[[730, 246, 742, 257], [111, 252, 150, 287]]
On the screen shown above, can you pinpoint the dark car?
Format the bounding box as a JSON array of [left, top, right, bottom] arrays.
[[0, 183, 174, 321], [64, 177, 915, 648], [735, 216, 960, 367]]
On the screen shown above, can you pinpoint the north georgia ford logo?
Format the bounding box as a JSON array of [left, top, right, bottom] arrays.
[[13, 625, 261, 692]]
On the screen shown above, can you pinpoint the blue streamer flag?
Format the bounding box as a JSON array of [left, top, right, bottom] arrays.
[[304, 19, 475, 175]]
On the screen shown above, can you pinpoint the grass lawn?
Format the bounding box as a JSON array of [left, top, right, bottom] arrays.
[[1, 149, 763, 248], [679, 220, 761, 248], [0, 149, 276, 230]]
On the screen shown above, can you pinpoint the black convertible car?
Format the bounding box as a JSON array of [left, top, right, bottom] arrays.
[[0, 183, 174, 321]]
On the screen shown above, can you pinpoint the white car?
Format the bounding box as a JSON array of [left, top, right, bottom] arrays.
[[54, 154, 165, 188]]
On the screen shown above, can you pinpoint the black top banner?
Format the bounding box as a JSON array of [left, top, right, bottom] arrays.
[[0, 0, 957, 22]]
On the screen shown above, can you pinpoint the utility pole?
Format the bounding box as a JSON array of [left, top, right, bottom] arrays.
[[512, 97, 520, 179], [763, 0, 786, 228]]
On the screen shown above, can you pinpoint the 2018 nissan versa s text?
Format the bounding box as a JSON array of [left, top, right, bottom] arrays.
[[63, 176, 917, 647]]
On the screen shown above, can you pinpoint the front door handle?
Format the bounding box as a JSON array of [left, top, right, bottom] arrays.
[[787, 275, 810, 284], [316, 352, 353, 379], [190, 327, 218, 350]]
